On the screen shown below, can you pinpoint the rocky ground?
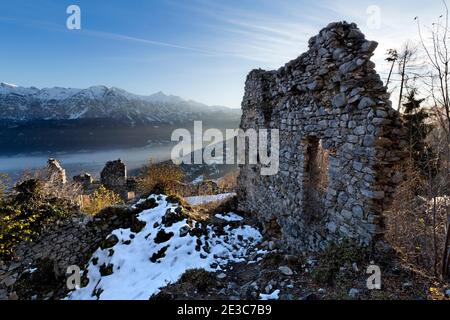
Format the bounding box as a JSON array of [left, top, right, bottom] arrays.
[[153, 240, 450, 301], [2, 194, 449, 300], [151, 198, 450, 301]]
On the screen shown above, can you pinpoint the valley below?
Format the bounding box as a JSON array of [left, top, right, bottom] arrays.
[[0, 143, 174, 182], [0, 83, 240, 181], [0, 118, 239, 183]]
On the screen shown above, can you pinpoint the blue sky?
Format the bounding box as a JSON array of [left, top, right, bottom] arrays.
[[0, 0, 445, 107]]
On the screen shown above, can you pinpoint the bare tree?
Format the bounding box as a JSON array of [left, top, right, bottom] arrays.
[[416, 1, 450, 136], [416, 0, 450, 279], [397, 43, 419, 111]]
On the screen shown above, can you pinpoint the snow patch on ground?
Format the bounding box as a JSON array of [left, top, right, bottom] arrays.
[[259, 289, 280, 300], [215, 212, 244, 222], [185, 193, 236, 206], [191, 175, 204, 185], [66, 195, 262, 300]]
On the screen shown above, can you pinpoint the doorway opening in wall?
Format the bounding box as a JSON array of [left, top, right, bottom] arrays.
[[304, 137, 329, 221]]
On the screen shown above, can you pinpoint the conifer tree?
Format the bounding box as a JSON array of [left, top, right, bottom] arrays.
[[402, 89, 438, 177]]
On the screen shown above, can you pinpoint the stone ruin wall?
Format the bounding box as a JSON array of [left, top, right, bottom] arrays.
[[47, 158, 67, 185], [0, 205, 140, 300], [101, 160, 128, 195], [237, 22, 407, 252]]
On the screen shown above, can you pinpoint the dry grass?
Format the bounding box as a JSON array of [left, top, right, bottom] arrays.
[[189, 201, 227, 221], [186, 196, 238, 222]]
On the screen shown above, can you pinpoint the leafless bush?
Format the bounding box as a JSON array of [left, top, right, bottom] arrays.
[[17, 168, 82, 206], [136, 160, 185, 196], [428, 118, 450, 192], [386, 162, 449, 277]]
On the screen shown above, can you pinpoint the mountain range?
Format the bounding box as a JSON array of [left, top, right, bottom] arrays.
[[0, 82, 240, 125], [0, 82, 241, 155]]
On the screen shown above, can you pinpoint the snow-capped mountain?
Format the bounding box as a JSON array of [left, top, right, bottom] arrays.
[[0, 82, 239, 124]]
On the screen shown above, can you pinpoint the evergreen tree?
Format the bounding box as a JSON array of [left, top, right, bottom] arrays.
[[402, 89, 438, 177]]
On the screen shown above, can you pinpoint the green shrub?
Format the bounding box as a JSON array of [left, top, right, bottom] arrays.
[[0, 204, 34, 259], [0, 179, 72, 260], [81, 185, 123, 216]]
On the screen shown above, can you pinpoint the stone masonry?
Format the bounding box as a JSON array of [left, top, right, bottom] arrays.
[[73, 173, 93, 189], [237, 22, 407, 252], [100, 159, 127, 192], [0, 201, 157, 300], [47, 158, 67, 185]]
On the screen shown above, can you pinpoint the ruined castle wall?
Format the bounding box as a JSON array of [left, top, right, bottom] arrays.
[[0, 206, 141, 300], [101, 160, 127, 191], [237, 22, 407, 252]]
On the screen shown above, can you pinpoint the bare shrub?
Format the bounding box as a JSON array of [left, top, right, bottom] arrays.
[[386, 162, 449, 276], [81, 185, 123, 216], [428, 120, 450, 192], [18, 168, 82, 206], [136, 160, 184, 195]]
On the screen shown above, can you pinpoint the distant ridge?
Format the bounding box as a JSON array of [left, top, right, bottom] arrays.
[[0, 82, 240, 124]]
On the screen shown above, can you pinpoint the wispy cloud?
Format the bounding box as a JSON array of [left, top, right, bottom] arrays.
[[0, 12, 282, 63], [3, 0, 445, 108], [168, 0, 324, 67], [0, 15, 205, 52], [79, 29, 206, 52]]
